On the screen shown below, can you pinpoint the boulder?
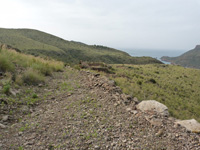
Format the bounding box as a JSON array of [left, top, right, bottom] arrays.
[[175, 119, 200, 133], [136, 100, 169, 116]]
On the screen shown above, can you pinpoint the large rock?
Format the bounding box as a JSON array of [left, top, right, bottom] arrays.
[[175, 119, 200, 133], [136, 100, 169, 116]]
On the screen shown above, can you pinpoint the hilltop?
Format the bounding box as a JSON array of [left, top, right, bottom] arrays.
[[0, 28, 161, 64], [161, 45, 200, 69]]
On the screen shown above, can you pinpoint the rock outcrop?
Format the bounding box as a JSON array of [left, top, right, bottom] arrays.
[[136, 100, 169, 116]]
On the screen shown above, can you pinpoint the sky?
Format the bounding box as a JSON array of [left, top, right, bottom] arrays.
[[0, 0, 200, 51]]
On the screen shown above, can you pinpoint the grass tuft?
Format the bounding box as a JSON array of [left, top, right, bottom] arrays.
[[0, 54, 15, 72], [22, 68, 45, 85]]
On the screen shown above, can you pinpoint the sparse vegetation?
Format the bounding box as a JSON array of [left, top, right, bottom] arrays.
[[107, 64, 200, 121]]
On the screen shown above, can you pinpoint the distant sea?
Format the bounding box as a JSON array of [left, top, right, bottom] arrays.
[[122, 49, 186, 64]]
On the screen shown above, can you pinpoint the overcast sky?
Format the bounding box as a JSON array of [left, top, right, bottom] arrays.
[[0, 0, 200, 51]]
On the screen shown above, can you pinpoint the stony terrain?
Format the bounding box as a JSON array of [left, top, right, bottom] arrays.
[[0, 67, 200, 149]]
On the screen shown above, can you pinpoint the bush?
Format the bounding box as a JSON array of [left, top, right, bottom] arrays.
[[149, 78, 157, 84], [137, 81, 142, 85], [22, 68, 45, 85], [0, 54, 15, 72], [31, 63, 53, 76], [3, 82, 11, 95], [32, 93, 38, 99], [15, 75, 24, 85]]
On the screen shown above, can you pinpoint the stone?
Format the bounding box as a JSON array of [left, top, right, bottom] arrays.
[[136, 100, 169, 116], [149, 118, 163, 126], [121, 94, 133, 105], [38, 84, 43, 87], [94, 145, 100, 149], [2, 115, 9, 122], [0, 123, 6, 129], [126, 107, 132, 112], [107, 80, 115, 86], [132, 110, 138, 115], [94, 74, 100, 77], [155, 129, 164, 137], [175, 119, 200, 133], [9, 89, 16, 97], [133, 97, 139, 104]]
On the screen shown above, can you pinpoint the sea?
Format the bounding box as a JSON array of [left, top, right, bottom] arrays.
[[122, 49, 186, 64]]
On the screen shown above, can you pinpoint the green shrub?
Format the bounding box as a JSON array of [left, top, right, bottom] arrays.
[[73, 65, 80, 70], [32, 93, 38, 99], [22, 68, 45, 85], [149, 78, 156, 84], [137, 81, 142, 85], [15, 75, 24, 85], [3, 82, 11, 95], [31, 63, 53, 76], [0, 54, 15, 72]]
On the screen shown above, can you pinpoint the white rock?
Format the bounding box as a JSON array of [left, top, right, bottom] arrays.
[[2, 115, 9, 122], [175, 119, 200, 133], [0, 123, 6, 129], [136, 100, 169, 116], [126, 107, 132, 112]]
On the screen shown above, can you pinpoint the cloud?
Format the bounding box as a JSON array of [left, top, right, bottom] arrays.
[[0, 0, 200, 50]]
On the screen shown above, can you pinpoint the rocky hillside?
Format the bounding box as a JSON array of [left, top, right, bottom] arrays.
[[1, 66, 200, 149], [0, 28, 162, 64], [161, 45, 200, 69]]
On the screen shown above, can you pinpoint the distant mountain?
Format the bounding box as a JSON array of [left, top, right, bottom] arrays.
[[0, 28, 161, 64], [161, 45, 200, 69]]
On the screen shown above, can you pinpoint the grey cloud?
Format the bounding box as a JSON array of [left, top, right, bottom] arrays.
[[0, 0, 200, 50]]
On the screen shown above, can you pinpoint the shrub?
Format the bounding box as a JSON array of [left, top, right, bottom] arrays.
[[31, 63, 53, 76], [149, 78, 157, 84], [137, 81, 142, 85], [32, 93, 38, 99], [0, 54, 15, 72], [15, 75, 24, 85], [3, 82, 11, 95], [73, 65, 80, 70], [22, 68, 45, 85]]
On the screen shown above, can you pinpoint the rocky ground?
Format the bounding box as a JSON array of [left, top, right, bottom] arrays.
[[0, 67, 200, 150]]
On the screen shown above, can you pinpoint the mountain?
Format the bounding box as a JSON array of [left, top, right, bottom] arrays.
[[161, 45, 200, 68], [0, 28, 161, 64]]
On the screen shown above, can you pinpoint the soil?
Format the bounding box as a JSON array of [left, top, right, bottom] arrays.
[[0, 67, 200, 150]]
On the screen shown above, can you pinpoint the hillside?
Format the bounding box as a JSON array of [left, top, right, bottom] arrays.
[[83, 63, 200, 122], [0, 28, 161, 64], [161, 45, 200, 68], [0, 49, 200, 149]]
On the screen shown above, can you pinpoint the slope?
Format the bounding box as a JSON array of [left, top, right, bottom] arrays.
[[0, 28, 162, 64], [161, 45, 200, 68], [1, 67, 200, 149], [0, 49, 200, 149]]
